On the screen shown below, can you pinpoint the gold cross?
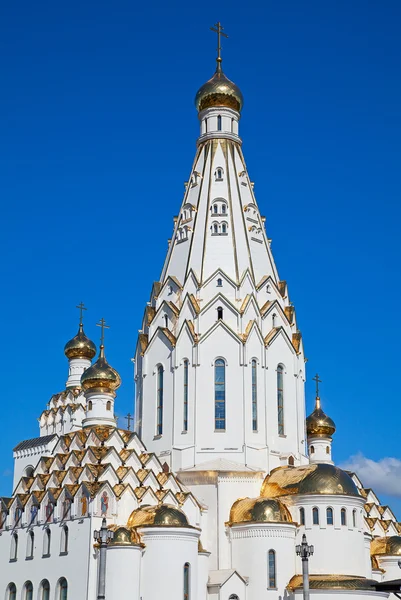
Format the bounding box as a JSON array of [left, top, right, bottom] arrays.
[[125, 413, 133, 431], [210, 22, 228, 64], [76, 302, 87, 325], [96, 318, 110, 346], [312, 373, 322, 397]]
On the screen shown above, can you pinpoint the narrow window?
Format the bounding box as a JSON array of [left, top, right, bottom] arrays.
[[310, 445, 315, 454], [214, 204, 218, 214], [268, 550, 276, 588], [88, 400, 93, 411], [221, 204, 226, 214], [352, 509, 357, 528], [326, 446, 330, 454], [213, 223, 218, 234], [251, 359, 258, 431], [164, 314, 168, 328], [157, 366, 164, 436], [26, 531, 34, 559], [10, 533, 18, 561], [61, 526, 69, 554], [106, 401, 111, 411], [217, 307, 223, 320], [217, 278, 222, 287], [288, 456, 295, 466], [326, 507, 334, 525], [222, 223, 227, 234], [40, 581, 50, 600], [205, 118, 208, 133], [184, 562, 190, 600], [312, 507, 319, 525], [183, 360, 189, 432], [215, 359, 226, 430], [277, 365, 284, 435], [217, 115, 222, 131], [231, 118, 234, 132], [24, 582, 33, 600], [341, 508, 347, 526], [7, 584, 17, 600], [272, 313, 277, 327], [43, 528, 51, 557], [58, 578, 68, 600], [299, 507, 305, 525]]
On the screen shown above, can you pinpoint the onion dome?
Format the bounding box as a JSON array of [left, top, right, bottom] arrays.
[[127, 504, 190, 528], [261, 464, 360, 498], [306, 396, 336, 437], [80, 345, 121, 393], [371, 536, 401, 556], [108, 526, 141, 547], [64, 323, 96, 360], [195, 63, 243, 113], [287, 575, 379, 591], [229, 497, 292, 525]]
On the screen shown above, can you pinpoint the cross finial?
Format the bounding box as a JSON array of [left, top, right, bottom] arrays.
[[210, 22, 228, 70], [312, 373, 322, 399], [76, 302, 87, 327], [96, 318, 110, 347], [125, 413, 133, 431]]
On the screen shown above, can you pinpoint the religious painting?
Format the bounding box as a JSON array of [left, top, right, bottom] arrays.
[[0, 510, 6, 530], [100, 491, 109, 516], [45, 501, 53, 522], [30, 504, 38, 525], [80, 494, 88, 517], [62, 497, 72, 520], [14, 506, 22, 526]]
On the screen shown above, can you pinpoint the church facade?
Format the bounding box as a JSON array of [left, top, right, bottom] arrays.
[[1, 33, 400, 600]]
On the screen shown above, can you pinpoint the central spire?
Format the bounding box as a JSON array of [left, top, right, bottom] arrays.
[[210, 21, 228, 72]]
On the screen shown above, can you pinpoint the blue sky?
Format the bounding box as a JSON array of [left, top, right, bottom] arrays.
[[1, 1, 400, 511]]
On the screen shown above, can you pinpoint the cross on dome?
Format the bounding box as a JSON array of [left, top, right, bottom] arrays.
[[210, 21, 228, 70]]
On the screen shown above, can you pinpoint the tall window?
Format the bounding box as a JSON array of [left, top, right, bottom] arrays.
[[106, 401, 111, 410], [299, 507, 305, 525], [352, 509, 357, 528], [222, 204, 226, 214], [58, 578, 68, 600], [310, 445, 315, 454], [326, 507, 334, 525], [40, 581, 50, 600], [26, 531, 34, 558], [43, 528, 51, 557], [215, 359, 226, 430], [312, 507, 319, 525], [7, 584, 17, 600], [156, 366, 164, 436], [214, 204, 218, 214], [61, 526, 69, 554], [24, 582, 33, 600], [213, 223, 218, 234], [184, 563, 190, 600], [341, 508, 347, 526], [10, 533, 18, 561], [217, 278, 222, 287], [217, 307, 223, 320], [251, 359, 258, 431], [88, 400, 93, 411], [277, 365, 284, 434], [183, 360, 189, 432], [217, 115, 222, 131], [222, 223, 227, 234], [268, 550, 276, 588]]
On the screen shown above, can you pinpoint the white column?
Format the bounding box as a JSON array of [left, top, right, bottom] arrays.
[[106, 545, 141, 599], [66, 357, 91, 389], [308, 435, 333, 464], [82, 391, 116, 428]]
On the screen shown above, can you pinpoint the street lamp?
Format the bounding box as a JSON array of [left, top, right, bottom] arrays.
[[94, 518, 114, 600], [296, 534, 314, 600]]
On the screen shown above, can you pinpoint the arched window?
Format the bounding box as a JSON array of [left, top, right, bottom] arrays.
[[57, 578, 68, 600], [216, 168, 223, 180], [7, 583, 16, 600], [40, 580, 50, 600], [106, 400, 111, 411], [24, 582, 33, 600], [26, 531, 34, 559], [221, 223, 227, 234], [164, 314, 169, 328], [272, 313, 277, 327], [312, 507, 319, 525], [61, 525, 69, 554], [326, 507, 334, 525], [215, 359, 226, 430], [231, 118, 234, 132], [326, 446, 330, 454], [88, 400, 93, 411], [213, 223, 218, 234], [213, 204, 218, 214], [205, 118, 208, 133], [299, 507, 305, 525], [277, 365, 284, 434], [217, 278, 222, 287], [251, 359, 257, 431], [310, 445, 315, 454], [24, 466, 34, 478], [268, 549, 276, 588], [217, 307, 223, 320], [229, 596, 239, 600], [352, 509, 357, 528], [183, 360, 189, 432], [217, 115, 222, 131], [43, 528, 51, 557], [10, 533, 18, 561], [221, 203, 226, 214], [156, 366, 164, 436], [288, 456, 295, 466], [341, 508, 347, 526], [184, 562, 190, 600]]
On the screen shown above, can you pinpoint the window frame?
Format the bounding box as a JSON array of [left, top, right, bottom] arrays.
[[268, 549, 276, 589], [184, 562, 190, 600], [251, 359, 258, 432], [7, 583, 17, 600], [40, 580, 50, 600], [214, 359, 226, 431], [312, 507, 319, 525], [299, 507, 305, 525], [341, 508, 347, 526], [326, 507, 334, 526], [156, 365, 164, 436], [183, 360, 189, 432], [26, 531, 34, 559], [43, 528, 51, 557], [277, 364, 285, 435], [23, 581, 33, 600]]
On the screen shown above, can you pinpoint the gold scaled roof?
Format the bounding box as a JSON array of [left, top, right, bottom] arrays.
[[64, 324, 96, 360], [287, 575, 378, 591], [229, 497, 292, 525], [371, 536, 401, 556], [261, 464, 360, 498], [81, 345, 121, 393], [108, 526, 141, 546], [306, 396, 336, 437], [195, 65, 244, 113], [127, 504, 189, 528]]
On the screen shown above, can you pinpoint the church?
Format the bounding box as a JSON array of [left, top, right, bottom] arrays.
[[1, 25, 400, 600]]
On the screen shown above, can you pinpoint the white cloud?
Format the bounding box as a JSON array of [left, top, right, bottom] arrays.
[[2, 469, 12, 478], [340, 453, 401, 497]]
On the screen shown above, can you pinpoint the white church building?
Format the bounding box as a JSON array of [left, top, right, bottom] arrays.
[[1, 27, 400, 600]]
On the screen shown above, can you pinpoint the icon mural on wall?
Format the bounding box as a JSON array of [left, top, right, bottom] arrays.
[[80, 494, 88, 517], [62, 497, 72, 520], [14, 506, 22, 526], [30, 504, 38, 525], [0, 510, 6, 529], [45, 501, 53, 522], [100, 491, 109, 516]]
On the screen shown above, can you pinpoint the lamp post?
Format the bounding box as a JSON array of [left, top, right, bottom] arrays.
[[94, 518, 114, 600], [296, 534, 314, 600]]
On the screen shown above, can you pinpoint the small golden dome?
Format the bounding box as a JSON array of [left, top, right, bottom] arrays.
[[306, 396, 336, 437], [81, 345, 121, 393], [371, 536, 401, 556], [127, 504, 189, 528], [261, 464, 360, 498], [64, 324, 96, 360], [108, 526, 141, 546], [229, 497, 292, 525], [195, 65, 244, 113]]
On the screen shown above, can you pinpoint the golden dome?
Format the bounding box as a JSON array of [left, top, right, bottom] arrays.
[[127, 504, 189, 528], [80, 345, 121, 393], [306, 396, 336, 437], [229, 497, 292, 525], [195, 64, 244, 113], [287, 574, 379, 591], [261, 464, 360, 498], [371, 536, 401, 556], [64, 324, 96, 360]]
